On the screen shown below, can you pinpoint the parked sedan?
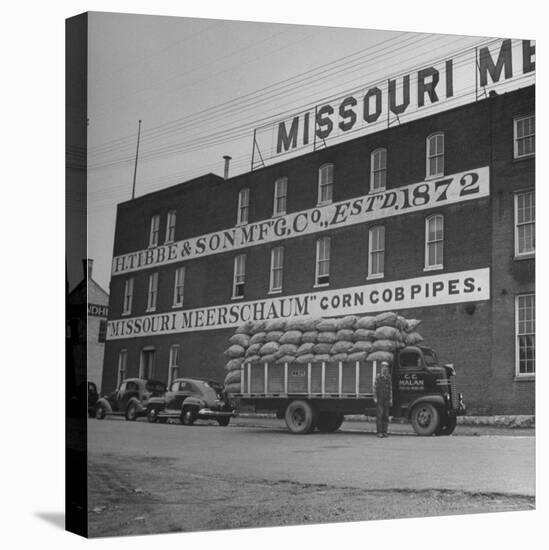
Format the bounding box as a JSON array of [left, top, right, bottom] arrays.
[[95, 378, 166, 421], [147, 378, 234, 426]]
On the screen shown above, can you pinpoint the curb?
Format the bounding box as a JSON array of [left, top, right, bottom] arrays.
[[237, 412, 535, 429]]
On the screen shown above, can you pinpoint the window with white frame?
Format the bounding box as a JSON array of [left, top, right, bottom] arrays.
[[368, 225, 385, 278], [426, 133, 444, 178], [149, 214, 160, 247], [237, 188, 250, 225], [168, 344, 180, 386], [122, 277, 134, 315], [146, 272, 159, 312], [273, 177, 287, 216], [165, 210, 176, 243], [370, 148, 387, 192], [233, 254, 246, 298], [515, 190, 535, 257], [516, 294, 535, 376], [315, 236, 331, 286], [514, 115, 535, 159], [318, 163, 334, 205], [425, 214, 444, 270], [269, 246, 284, 292], [173, 266, 186, 307], [117, 349, 127, 388]]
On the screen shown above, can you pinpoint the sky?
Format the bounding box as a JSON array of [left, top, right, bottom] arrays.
[[85, 12, 506, 291]]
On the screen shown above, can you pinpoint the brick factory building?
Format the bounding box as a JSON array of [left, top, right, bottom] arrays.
[[102, 84, 534, 416]]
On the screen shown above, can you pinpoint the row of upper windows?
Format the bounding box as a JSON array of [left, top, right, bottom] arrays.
[[144, 116, 534, 248], [124, 190, 534, 316]]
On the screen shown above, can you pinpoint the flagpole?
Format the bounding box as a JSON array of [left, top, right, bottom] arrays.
[[131, 119, 142, 199]]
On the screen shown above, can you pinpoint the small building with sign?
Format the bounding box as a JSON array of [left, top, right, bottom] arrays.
[[102, 81, 534, 416], [69, 259, 109, 389]]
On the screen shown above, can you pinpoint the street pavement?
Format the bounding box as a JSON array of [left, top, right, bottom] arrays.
[[88, 416, 535, 497]]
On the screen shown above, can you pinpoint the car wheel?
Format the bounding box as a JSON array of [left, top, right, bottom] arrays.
[[435, 416, 457, 436], [217, 417, 230, 427], [316, 412, 344, 433], [181, 407, 196, 426], [158, 418, 168, 424], [125, 403, 138, 421], [147, 407, 158, 423], [95, 404, 106, 420], [284, 400, 317, 434], [410, 403, 440, 436]]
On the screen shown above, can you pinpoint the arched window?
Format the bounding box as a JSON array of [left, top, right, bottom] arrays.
[[273, 177, 287, 216], [317, 163, 334, 204], [368, 225, 385, 278], [426, 132, 444, 178], [237, 188, 249, 225], [425, 214, 444, 269], [370, 148, 387, 192]]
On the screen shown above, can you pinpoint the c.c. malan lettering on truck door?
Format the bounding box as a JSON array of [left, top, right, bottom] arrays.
[[112, 167, 489, 276], [107, 268, 490, 340]]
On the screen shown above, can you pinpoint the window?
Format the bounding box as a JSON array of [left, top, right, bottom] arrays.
[[269, 246, 284, 293], [426, 133, 444, 178], [165, 210, 176, 243], [515, 190, 535, 257], [173, 266, 186, 307], [425, 214, 444, 270], [514, 115, 535, 159], [117, 350, 127, 387], [146, 272, 159, 312], [149, 214, 160, 247], [140, 347, 156, 379], [318, 163, 334, 205], [233, 254, 246, 298], [237, 188, 249, 225], [315, 237, 331, 286], [368, 225, 385, 279], [98, 320, 107, 343], [273, 177, 287, 216], [516, 294, 535, 376], [122, 277, 134, 315], [370, 148, 387, 192], [168, 344, 180, 386]]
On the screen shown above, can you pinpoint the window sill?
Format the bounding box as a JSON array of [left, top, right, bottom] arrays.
[[423, 265, 443, 272], [514, 253, 535, 261], [164, 240, 174, 245], [368, 188, 386, 195], [121, 311, 132, 317], [172, 303, 183, 309], [235, 221, 248, 228], [514, 374, 535, 382], [231, 295, 245, 301], [148, 243, 159, 249], [367, 273, 384, 281], [268, 289, 282, 295], [513, 154, 535, 162], [145, 308, 157, 313], [425, 173, 444, 181], [272, 212, 286, 218], [313, 282, 330, 289], [316, 200, 332, 208]]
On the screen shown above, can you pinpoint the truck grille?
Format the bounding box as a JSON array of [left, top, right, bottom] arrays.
[[449, 377, 459, 409]]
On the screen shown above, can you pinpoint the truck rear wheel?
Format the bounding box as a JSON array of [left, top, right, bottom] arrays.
[[410, 402, 440, 436], [316, 412, 344, 433], [285, 400, 317, 434]]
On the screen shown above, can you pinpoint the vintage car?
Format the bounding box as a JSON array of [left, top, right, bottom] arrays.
[[87, 381, 99, 418], [147, 378, 235, 426], [95, 378, 166, 421]]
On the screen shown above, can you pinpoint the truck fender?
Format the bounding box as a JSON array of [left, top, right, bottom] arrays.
[[406, 395, 445, 419], [95, 398, 112, 413]]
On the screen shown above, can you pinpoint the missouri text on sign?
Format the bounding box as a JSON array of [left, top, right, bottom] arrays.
[[112, 167, 489, 276], [107, 268, 490, 339]]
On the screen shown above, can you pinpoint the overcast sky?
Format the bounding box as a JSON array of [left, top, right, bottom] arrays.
[[85, 13, 494, 291]]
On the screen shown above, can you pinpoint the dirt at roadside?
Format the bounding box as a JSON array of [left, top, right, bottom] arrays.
[[87, 453, 534, 538]]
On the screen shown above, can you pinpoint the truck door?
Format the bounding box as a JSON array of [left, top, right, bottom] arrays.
[[395, 350, 426, 415]]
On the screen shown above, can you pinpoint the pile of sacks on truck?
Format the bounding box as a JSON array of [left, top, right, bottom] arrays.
[[223, 311, 422, 394]]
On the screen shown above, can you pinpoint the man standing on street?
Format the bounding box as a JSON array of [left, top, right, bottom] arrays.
[[373, 361, 393, 438]]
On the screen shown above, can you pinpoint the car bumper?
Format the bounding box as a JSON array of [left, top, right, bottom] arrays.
[[197, 408, 235, 419]]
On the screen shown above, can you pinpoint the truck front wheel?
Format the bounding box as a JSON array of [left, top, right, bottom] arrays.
[[436, 416, 457, 435], [410, 403, 440, 436], [316, 412, 344, 433], [285, 400, 317, 434]]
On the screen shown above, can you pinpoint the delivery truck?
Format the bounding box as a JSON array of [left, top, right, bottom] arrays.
[[230, 345, 465, 435]]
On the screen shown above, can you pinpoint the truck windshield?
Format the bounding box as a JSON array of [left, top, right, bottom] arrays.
[[422, 349, 438, 366]]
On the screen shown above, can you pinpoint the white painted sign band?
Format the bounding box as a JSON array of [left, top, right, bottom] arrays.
[[112, 167, 489, 276], [107, 268, 490, 340]]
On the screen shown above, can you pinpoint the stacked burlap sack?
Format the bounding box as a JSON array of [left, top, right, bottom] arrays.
[[223, 312, 423, 393]]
